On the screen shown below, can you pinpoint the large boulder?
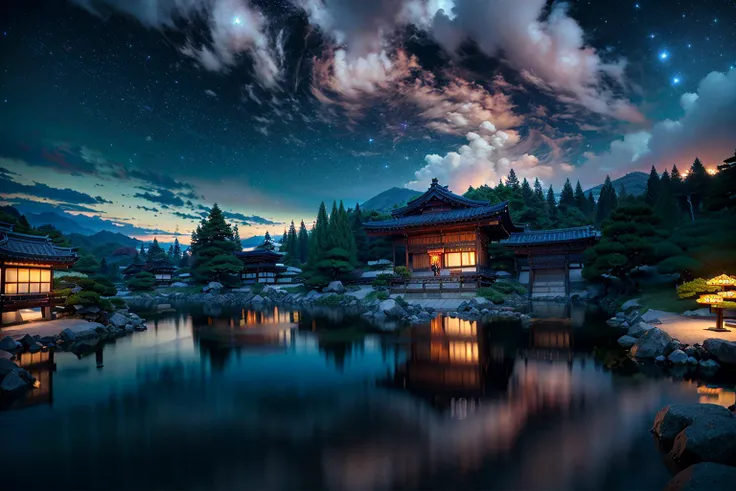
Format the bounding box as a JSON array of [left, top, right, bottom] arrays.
[[0, 336, 18, 352], [378, 299, 407, 319], [251, 295, 265, 304], [641, 309, 663, 324], [653, 404, 734, 447], [0, 370, 28, 393], [668, 349, 689, 365], [664, 462, 736, 491], [630, 328, 673, 358], [0, 358, 19, 379], [617, 335, 637, 348], [202, 282, 223, 293], [703, 338, 736, 365], [169, 282, 189, 287], [670, 416, 736, 468], [0, 349, 13, 360], [621, 298, 642, 311], [323, 281, 346, 294], [59, 328, 77, 343], [108, 312, 130, 329], [627, 321, 655, 338]]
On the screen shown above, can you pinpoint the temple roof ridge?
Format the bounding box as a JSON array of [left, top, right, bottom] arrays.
[[391, 178, 490, 218]]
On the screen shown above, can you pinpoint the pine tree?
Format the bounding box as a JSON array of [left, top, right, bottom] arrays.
[[258, 231, 274, 250], [533, 178, 545, 206], [559, 178, 576, 209], [297, 220, 309, 264], [172, 238, 182, 261], [280, 229, 287, 245], [671, 165, 683, 186], [587, 191, 596, 215], [618, 184, 629, 202], [506, 169, 520, 190], [308, 202, 329, 264], [645, 165, 660, 206], [99, 257, 110, 277], [520, 178, 534, 206], [147, 238, 166, 262], [139, 243, 147, 261], [595, 175, 618, 225], [286, 221, 298, 261], [351, 203, 370, 264], [574, 180, 587, 213], [190, 203, 241, 284], [546, 185, 557, 221], [685, 157, 710, 214]]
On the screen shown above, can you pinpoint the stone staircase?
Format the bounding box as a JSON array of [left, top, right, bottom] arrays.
[[531, 280, 566, 298]]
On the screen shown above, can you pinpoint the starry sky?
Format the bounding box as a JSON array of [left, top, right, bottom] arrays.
[[1, 0, 735, 243]]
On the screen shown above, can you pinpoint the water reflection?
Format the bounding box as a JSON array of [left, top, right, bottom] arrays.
[[1, 307, 735, 491]]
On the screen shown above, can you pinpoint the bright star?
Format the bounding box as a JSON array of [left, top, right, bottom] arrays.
[[368, 138, 374, 143], [649, 34, 655, 39], [672, 76, 681, 85], [232, 16, 242, 25], [635, 3, 640, 8], [659, 50, 669, 61]]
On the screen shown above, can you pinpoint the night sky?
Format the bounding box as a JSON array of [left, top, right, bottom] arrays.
[[1, 0, 735, 242]]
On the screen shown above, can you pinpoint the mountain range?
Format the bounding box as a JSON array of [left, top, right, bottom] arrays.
[[361, 187, 422, 214], [585, 172, 648, 198]]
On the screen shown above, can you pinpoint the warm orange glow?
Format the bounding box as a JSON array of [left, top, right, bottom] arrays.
[[697, 294, 724, 305], [706, 168, 718, 176], [706, 274, 736, 287], [680, 170, 689, 178], [717, 290, 736, 299]]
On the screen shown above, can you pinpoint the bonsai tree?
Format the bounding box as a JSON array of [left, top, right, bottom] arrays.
[[126, 272, 156, 291]]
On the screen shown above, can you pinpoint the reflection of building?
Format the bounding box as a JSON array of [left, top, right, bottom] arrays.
[[501, 226, 600, 298], [391, 316, 514, 409], [364, 178, 521, 273], [523, 321, 573, 362], [11, 350, 55, 408], [1, 222, 78, 325], [697, 386, 736, 408]]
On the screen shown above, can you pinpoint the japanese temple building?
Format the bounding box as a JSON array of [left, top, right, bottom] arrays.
[[122, 258, 176, 286], [363, 178, 522, 276], [234, 249, 289, 284], [500, 226, 600, 298], [1, 222, 78, 325]]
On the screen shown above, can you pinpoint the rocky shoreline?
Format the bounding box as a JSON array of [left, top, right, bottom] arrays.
[[611, 299, 736, 371], [0, 310, 147, 399], [122, 281, 531, 326]]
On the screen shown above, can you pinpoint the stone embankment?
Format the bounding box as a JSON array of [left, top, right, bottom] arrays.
[[0, 310, 147, 400], [124, 281, 530, 326], [652, 404, 736, 491], [610, 299, 736, 371]]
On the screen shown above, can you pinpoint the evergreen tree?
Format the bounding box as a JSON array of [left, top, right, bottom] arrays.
[[308, 202, 329, 264], [587, 191, 596, 215], [297, 220, 309, 264], [546, 185, 557, 221], [99, 257, 110, 277], [594, 175, 618, 225], [304, 201, 355, 287], [670, 165, 683, 187], [520, 178, 534, 206], [645, 166, 660, 206], [147, 238, 166, 262], [280, 229, 287, 245], [74, 254, 100, 275], [654, 175, 680, 230], [533, 178, 545, 207], [172, 238, 182, 262], [558, 178, 576, 209], [286, 221, 298, 262], [258, 231, 275, 250], [138, 243, 147, 261], [506, 169, 520, 190], [574, 180, 588, 213], [232, 225, 241, 251], [685, 157, 711, 214], [190, 203, 241, 285], [351, 203, 370, 264], [618, 184, 629, 202]]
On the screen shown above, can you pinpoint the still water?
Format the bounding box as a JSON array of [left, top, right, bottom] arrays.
[[2, 304, 735, 491]]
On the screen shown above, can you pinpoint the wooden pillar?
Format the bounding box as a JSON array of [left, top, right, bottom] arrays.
[[475, 228, 481, 274], [564, 254, 570, 297], [392, 241, 396, 267], [404, 235, 410, 271], [528, 254, 534, 299], [0, 263, 5, 326]]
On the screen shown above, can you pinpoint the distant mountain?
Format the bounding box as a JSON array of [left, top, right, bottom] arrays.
[[585, 172, 649, 198], [361, 187, 422, 214], [25, 211, 97, 235], [69, 231, 142, 262], [241, 235, 283, 248]]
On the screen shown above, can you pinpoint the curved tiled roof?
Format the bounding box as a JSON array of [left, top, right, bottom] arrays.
[[364, 201, 511, 231], [0, 224, 78, 264], [391, 178, 489, 218], [501, 226, 600, 246]]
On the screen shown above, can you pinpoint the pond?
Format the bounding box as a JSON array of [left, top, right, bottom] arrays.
[[2, 304, 735, 491]]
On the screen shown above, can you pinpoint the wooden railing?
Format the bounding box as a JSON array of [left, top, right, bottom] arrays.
[[0, 292, 68, 310]]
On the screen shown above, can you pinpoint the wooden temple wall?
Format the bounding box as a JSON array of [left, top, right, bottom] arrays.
[[398, 228, 489, 272]]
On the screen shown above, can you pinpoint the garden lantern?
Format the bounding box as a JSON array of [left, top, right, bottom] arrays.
[[706, 274, 736, 288], [697, 294, 728, 332]]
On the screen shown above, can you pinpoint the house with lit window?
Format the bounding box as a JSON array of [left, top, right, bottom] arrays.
[[122, 258, 176, 286], [234, 249, 290, 284], [0, 222, 78, 325], [363, 178, 522, 277]]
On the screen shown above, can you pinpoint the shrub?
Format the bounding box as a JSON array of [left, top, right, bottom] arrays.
[[376, 290, 390, 301], [316, 294, 344, 306], [394, 295, 408, 308], [492, 279, 527, 295], [251, 283, 265, 294], [372, 273, 392, 288], [477, 287, 504, 304], [677, 278, 719, 299], [127, 272, 156, 291], [109, 297, 127, 309], [393, 266, 411, 281]]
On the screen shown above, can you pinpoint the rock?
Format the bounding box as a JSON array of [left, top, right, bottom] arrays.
[[627, 321, 655, 338], [625, 310, 644, 326], [670, 414, 736, 468], [108, 312, 130, 329], [656, 355, 667, 362], [617, 335, 637, 348], [641, 309, 663, 324], [621, 298, 642, 311], [304, 290, 320, 301], [699, 359, 720, 369], [607, 318, 625, 328], [14, 367, 34, 384], [669, 349, 688, 365], [59, 328, 77, 342], [664, 462, 736, 491], [124, 324, 134, 333], [251, 295, 266, 304], [686, 356, 698, 365], [0, 336, 19, 352], [169, 282, 188, 287], [0, 349, 12, 360], [323, 281, 346, 294], [0, 370, 28, 393], [19, 334, 36, 348], [28, 343, 42, 353], [652, 404, 734, 447], [630, 328, 673, 358], [703, 338, 736, 365], [683, 308, 715, 318], [685, 346, 698, 357], [76, 328, 99, 340], [202, 282, 223, 293], [0, 358, 19, 378]]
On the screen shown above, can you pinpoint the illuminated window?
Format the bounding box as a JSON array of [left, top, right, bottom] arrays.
[[3, 267, 52, 295], [444, 251, 476, 267], [449, 341, 479, 363]]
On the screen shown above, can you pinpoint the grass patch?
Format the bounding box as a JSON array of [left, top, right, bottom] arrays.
[[365, 290, 390, 302], [315, 294, 344, 306], [637, 284, 699, 313], [281, 285, 308, 294], [492, 279, 527, 295], [477, 287, 505, 304]]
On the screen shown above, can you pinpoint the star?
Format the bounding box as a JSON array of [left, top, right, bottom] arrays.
[[658, 50, 669, 61], [233, 17, 242, 25], [671, 76, 681, 85], [368, 138, 374, 143], [634, 3, 640, 8]]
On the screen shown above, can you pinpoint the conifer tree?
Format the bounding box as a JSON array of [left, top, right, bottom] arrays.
[[594, 175, 618, 225], [308, 202, 329, 264], [99, 257, 110, 277], [645, 166, 660, 206], [258, 231, 274, 250], [574, 180, 588, 213], [297, 220, 309, 264], [172, 238, 182, 261], [147, 238, 166, 262], [533, 178, 545, 207], [286, 221, 298, 261], [351, 203, 370, 264], [520, 178, 534, 206], [546, 185, 557, 221], [280, 229, 287, 245], [232, 225, 241, 251], [506, 169, 520, 190], [190, 203, 241, 284], [685, 157, 710, 214], [559, 178, 576, 209], [587, 191, 596, 215], [139, 243, 147, 261]]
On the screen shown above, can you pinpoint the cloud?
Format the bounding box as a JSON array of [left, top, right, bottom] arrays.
[[136, 205, 161, 213], [429, 0, 642, 122], [6, 198, 102, 214], [0, 175, 110, 206], [204, 89, 217, 97], [133, 188, 186, 207], [172, 211, 203, 221], [0, 167, 16, 177], [222, 210, 281, 225], [406, 121, 553, 192], [583, 68, 736, 184], [71, 0, 282, 87], [128, 169, 194, 191]]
